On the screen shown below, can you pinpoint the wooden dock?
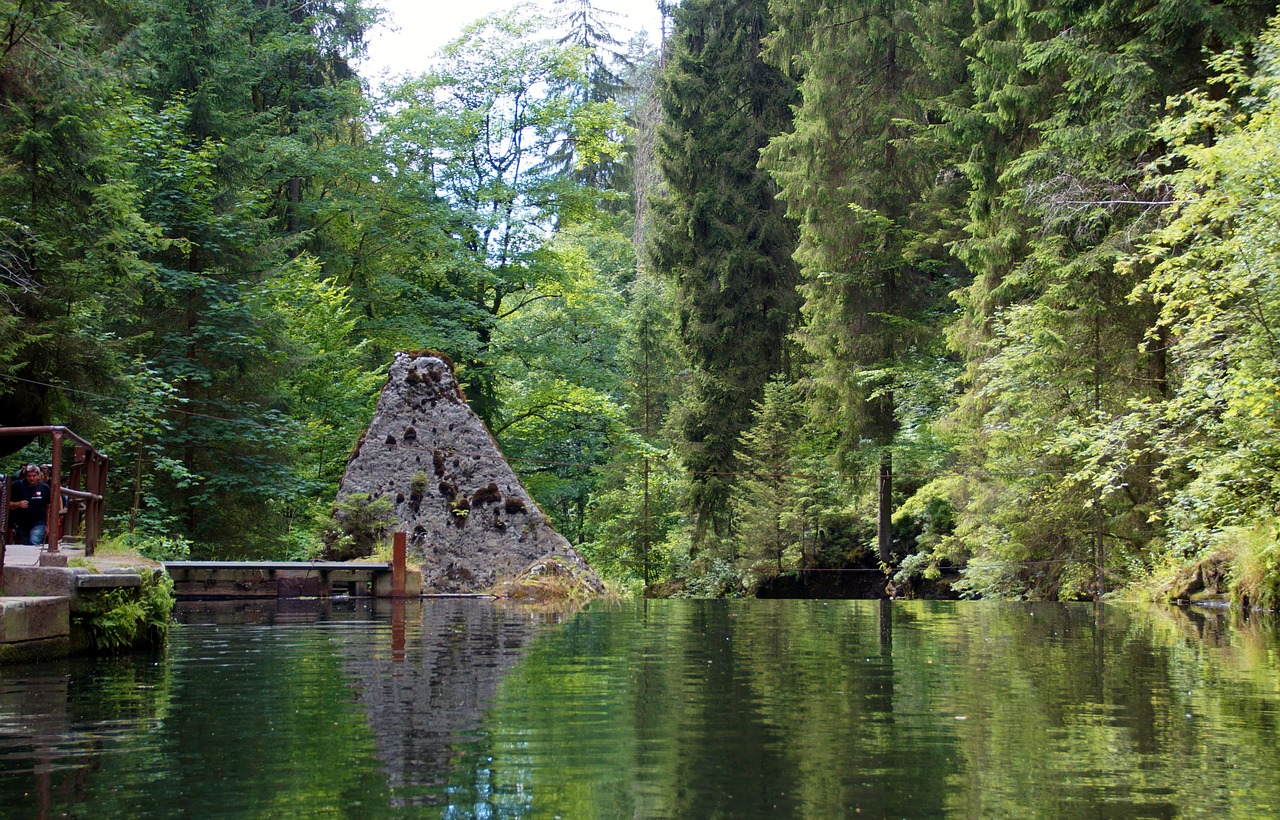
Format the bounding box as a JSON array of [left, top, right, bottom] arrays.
[[164, 561, 422, 599]]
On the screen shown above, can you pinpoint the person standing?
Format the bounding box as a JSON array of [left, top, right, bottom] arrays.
[[8, 464, 51, 545]]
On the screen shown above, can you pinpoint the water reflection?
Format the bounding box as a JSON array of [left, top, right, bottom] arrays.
[[342, 598, 568, 806], [0, 647, 170, 818], [0, 600, 1278, 817]]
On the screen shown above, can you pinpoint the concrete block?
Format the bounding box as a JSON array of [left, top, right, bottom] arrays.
[[0, 596, 70, 644], [0, 635, 71, 663], [76, 572, 142, 589], [375, 568, 423, 598], [1, 566, 82, 598]]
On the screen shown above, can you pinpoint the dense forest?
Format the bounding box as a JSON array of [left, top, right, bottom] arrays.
[[1, 0, 1279, 604]]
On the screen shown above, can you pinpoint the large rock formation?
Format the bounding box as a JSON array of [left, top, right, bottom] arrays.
[[338, 352, 602, 594]]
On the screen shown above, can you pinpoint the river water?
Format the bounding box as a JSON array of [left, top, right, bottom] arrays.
[[1, 598, 1278, 818]]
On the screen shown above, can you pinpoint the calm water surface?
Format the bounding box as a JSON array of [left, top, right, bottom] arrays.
[[2, 599, 1279, 817]]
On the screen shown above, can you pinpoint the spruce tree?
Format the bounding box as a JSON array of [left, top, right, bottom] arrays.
[[650, 0, 800, 549], [761, 0, 970, 562]]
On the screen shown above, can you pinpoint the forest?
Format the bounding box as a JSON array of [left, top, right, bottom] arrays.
[[1, 0, 1278, 604]]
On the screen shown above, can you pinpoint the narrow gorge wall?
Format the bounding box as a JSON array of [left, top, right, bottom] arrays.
[[338, 352, 601, 594]]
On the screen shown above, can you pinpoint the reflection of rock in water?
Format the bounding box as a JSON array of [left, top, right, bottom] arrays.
[[345, 598, 560, 804]]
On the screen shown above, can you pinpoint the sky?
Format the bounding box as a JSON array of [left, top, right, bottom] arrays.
[[357, 0, 668, 84]]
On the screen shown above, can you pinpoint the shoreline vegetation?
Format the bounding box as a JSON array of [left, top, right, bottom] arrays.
[[1, 1, 1278, 606]]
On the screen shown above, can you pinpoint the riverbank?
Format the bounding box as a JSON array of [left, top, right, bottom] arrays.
[[1, 543, 172, 661]]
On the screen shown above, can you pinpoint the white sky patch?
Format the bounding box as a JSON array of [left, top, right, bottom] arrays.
[[358, 0, 669, 86]]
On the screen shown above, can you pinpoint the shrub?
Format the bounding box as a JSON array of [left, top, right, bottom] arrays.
[[133, 534, 193, 562], [319, 493, 394, 561], [76, 571, 176, 652]]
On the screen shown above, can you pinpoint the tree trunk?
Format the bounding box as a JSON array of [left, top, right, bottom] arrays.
[[878, 450, 892, 563]]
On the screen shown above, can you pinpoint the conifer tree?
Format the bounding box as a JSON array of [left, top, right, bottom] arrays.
[[934, 0, 1276, 596], [733, 377, 806, 580], [650, 0, 800, 548], [761, 0, 970, 562]]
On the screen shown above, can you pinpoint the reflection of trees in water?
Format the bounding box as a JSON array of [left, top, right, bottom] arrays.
[[0, 656, 171, 816], [344, 599, 566, 805]]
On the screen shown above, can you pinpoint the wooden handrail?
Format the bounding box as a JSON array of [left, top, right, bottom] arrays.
[[1, 426, 107, 556]]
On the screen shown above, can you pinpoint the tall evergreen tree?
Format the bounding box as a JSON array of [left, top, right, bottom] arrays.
[[761, 0, 970, 562], [650, 0, 800, 548], [0, 1, 150, 449]]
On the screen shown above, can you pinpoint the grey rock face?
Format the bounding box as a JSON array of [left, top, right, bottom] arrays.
[[338, 352, 601, 593]]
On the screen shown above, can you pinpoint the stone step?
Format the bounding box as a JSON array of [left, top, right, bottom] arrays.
[[0, 596, 70, 643]]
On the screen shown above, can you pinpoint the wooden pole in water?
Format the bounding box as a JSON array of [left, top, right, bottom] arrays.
[[392, 531, 406, 598]]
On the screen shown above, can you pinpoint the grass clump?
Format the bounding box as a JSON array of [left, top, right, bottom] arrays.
[[491, 557, 603, 604], [1227, 523, 1280, 612]]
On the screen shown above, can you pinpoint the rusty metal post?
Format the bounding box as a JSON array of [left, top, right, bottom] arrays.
[[392, 531, 406, 598], [48, 429, 62, 552]]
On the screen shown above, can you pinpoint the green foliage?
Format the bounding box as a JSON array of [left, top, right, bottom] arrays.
[[582, 447, 687, 591], [1128, 22, 1280, 566], [1226, 524, 1280, 611], [8, 0, 1280, 599], [125, 532, 194, 562], [320, 493, 393, 561], [883, 0, 1277, 597], [75, 571, 176, 652], [650, 0, 801, 547], [492, 218, 634, 543], [373, 8, 625, 423]]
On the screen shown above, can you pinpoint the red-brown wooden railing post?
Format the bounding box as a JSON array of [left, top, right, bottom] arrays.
[[48, 429, 63, 552], [65, 445, 85, 541], [88, 453, 106, 556], [392, 531, 406, 598]]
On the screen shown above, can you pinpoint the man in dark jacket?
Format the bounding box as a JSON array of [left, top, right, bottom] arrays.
[[8, 464, 51, 545]]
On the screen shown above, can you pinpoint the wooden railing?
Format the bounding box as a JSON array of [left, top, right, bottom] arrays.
[[0, 426, 108, 556]]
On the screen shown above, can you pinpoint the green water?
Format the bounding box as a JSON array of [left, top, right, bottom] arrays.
[[2, 599, 1279, 818]]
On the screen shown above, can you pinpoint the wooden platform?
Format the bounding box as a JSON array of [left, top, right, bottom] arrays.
[[163, 561, 421, 599]]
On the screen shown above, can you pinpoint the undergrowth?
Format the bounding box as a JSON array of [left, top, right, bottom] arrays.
[[75, 571, 176, 652]]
